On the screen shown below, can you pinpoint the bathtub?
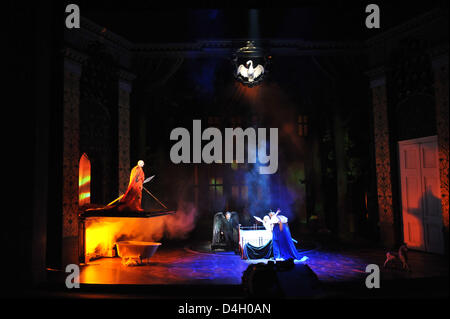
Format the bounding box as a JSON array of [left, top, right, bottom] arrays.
[[116, 241, 161, 265]]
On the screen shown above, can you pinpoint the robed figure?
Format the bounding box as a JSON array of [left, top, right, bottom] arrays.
[[117, 160, 145, 212], [82, 160, 176, 217], [269, 210, 299, 260], [212, 211, 239, 251], [245, 209, 299, 260]]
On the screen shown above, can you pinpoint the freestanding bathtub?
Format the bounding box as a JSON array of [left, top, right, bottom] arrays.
[[116, 241, 161, 265]]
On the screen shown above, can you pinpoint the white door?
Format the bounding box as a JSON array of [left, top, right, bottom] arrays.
[[398, 136, 444, 254]]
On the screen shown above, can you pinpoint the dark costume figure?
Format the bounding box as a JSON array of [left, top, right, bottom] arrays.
[[117, 160, 145, 212], [222, 212, 234, 246], [212, 211, 239, 251]]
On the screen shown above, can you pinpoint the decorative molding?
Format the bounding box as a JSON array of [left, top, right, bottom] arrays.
[[366, 8, 445, 47], [79, 17, 133, 51], [430, 45, 449, 69], [64, 18, 133, 70], [366, 66, 387, 88], [66, 17, 365, 60], [63, 58, 82, 76], [119, 80, 132, 93], [63, 47, 87, 76], [118, 69, 136, 83], [118, 69, 136, 82], [64, 9, 445, 66], [74, 16, 365, 55], [133, 39, 365, 57], [118, 69, 135, 93], [369, 76, 386, 89], [63, 47, 88, 64]]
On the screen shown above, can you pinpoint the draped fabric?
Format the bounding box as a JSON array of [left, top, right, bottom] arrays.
[[272, 222, 299, 260], [243, 240, 273, 260], [117, 165, 145, 211], [83, 164, 146, 214], [243, 217, 300, 260]]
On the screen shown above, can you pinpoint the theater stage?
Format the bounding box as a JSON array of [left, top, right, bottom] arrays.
[[78, 242, 449, 292]]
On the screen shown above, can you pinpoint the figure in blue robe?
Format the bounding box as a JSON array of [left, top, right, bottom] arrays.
[[244, 209, 300, 260], [270, 210, 299, 260]]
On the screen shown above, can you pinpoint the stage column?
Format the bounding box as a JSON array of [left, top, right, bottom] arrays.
[[62, 48, 86, 266], [118, 70, 136, 194], [431, 48, 449, 253], [368, 67, 395, 248]]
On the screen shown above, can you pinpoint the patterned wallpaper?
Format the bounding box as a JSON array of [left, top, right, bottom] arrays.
[[118, 84, 131, 194], [433, 55, 449, 230], [63, 51, 134, 240], [371, 81, 395, 246], [63, 61, 81, 238]]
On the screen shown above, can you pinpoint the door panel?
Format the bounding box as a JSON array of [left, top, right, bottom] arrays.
[[398, 136, 444, 254], [399, 144, 425, 250], [420, 141, 444, 254]]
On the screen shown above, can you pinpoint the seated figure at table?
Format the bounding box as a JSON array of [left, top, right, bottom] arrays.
[[211, 211, 239, 252]]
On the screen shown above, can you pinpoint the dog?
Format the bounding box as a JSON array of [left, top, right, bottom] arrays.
[[383, 243, 410, 271]]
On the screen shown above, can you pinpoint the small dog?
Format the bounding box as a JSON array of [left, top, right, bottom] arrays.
[[383, 243, 410, 271]]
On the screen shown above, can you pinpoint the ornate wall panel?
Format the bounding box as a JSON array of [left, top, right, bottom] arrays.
[[63, 53, 83, 238], [432, 52, 449, 231], [118, 72, 134, 194], [370, 74, 395, 246]]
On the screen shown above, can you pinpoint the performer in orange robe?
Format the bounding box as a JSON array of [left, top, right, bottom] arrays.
[[117, 160, 145, 212]]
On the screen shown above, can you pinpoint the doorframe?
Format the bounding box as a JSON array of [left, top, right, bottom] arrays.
[[398, 135, 438, 147]]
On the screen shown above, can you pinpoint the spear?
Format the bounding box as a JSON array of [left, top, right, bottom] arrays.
[[143, 175, 155, 184], [143, 186, 168, 209], [107, 175, 154, 206], [142, 175, 168, 209]]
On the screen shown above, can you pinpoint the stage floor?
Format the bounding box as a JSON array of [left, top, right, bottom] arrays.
[[80, 247, 248, 285], [79, 242, 449, 286]]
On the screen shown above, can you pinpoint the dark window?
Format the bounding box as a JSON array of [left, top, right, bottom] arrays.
[[208, 168, 224, 211], [298, 115, 308, 137]]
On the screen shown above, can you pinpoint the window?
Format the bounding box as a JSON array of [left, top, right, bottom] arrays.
[[230, 167, 248, 205], [193, 165, 199, 208], [208, 168, 224, 211], [79, 153, 91, 206], [298, 115, 308, 137], [231, 184, 248, 204], [230, 159, 248, 171]]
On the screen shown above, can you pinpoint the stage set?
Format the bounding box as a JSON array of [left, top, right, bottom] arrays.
[[10, 1, 449, 300]]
